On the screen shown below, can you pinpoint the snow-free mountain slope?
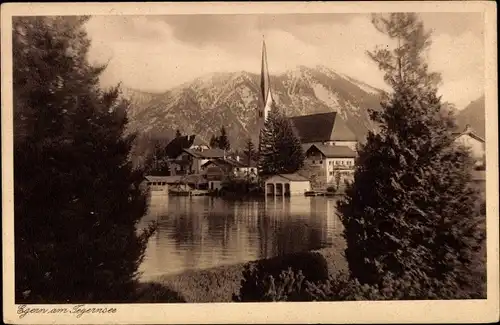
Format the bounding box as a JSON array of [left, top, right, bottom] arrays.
[[124, 65, 385, 148]]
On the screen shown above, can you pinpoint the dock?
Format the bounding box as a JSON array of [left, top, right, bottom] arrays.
[[169, 189, 210, 196], [304, 191, 336, 197]]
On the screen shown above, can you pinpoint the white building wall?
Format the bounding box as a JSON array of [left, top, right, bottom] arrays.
[[455, 134, 485, 160], [289, 181, 311, 195], [209, 180, 223, 191]]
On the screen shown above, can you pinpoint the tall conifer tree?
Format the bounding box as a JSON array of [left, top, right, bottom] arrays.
[[218, 126, 231, 151], [337, 13, 485, 298], [243, 138, 257, 165], [13, 16, 155, 303], [258, 104, 305, 176]]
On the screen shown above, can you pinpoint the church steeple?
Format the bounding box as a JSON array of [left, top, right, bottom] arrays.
[[257, 38, 273, 149], [260, 37, 273, 114]]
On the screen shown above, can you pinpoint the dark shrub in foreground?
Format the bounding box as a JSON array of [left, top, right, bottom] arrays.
[[13, 16, 156, 303], [238, 268, 487, 302], [134, 282, 186, 303], [233, 251, 328, 302]]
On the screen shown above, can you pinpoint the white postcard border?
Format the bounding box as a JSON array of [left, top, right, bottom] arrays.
[[2, 2, 498, 324]]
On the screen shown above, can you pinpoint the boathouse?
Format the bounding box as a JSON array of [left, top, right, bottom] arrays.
[[265, 173, 311, 196], [144, 176, 170, 195]]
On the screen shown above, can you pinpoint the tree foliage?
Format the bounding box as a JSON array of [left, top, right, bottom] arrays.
[[210, 126, 231, 151], [13, 16, 155, 303], [337, 13, 485, 295], [243, 138, 257, 165], [258, 104, 305, 176]]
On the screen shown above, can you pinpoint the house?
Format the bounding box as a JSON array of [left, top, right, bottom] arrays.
[[164, 135, 197, 159], [471, 170, 486, 198], [453, 125, 485, 165], [143, 176, 173, 195], [288, 112, 358, 151], [201, 157, 258, 191], [190, 137, 210, 151], [301, 144, 356, 187], [172, 148, 227, 175], [265, 173, 311, 196]]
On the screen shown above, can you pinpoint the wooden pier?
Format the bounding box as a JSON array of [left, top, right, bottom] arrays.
[[169, 189, 210, 196], [304, 190, 336, 197]]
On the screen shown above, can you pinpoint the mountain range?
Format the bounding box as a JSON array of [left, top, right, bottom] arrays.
[[122, 65, 485, 149]]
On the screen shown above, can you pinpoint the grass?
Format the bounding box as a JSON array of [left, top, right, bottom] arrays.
[[147, 246, 347, 303]]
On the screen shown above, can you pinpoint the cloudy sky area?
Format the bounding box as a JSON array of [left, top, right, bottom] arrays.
[[85, 13, 484, 108]]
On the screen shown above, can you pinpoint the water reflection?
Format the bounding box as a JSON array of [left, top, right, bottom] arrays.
[[138, 195, 343, 280]]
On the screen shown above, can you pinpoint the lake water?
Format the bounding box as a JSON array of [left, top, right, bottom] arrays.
[[138, 195, 344, 280]]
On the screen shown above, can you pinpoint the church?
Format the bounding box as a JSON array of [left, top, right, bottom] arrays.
[[256, 40, 358, 189]]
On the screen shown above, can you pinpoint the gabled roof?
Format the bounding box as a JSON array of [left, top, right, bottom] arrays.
[[279, 173, 310, 181], [183, 148, 226, 159], [265, 173, 309, 182], [165, 135, 196, 159], [306, 144, 356, 158], [288, 112, 357, 143], [145, 175, 182, 183], [453, 125, 485, 143], [202, 157, 257, 169]]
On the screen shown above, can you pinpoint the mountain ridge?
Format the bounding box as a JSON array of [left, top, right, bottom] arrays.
[[122, 65, 484, 149]]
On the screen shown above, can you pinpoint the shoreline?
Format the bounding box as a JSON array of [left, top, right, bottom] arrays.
[[141, 244, 347, 303]]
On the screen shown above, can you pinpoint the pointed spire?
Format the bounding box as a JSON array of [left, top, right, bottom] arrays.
[[261, 38, 272, 105]]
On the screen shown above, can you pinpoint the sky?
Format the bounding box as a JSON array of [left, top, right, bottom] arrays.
[[85, 12, 484, 109]]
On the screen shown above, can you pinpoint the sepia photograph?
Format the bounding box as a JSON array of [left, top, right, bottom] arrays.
[[2, 1, 498, 324]]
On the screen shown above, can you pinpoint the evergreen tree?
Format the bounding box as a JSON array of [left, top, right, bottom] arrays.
[[243, 138, 257, 165], [209, 134, 219, 149], [337, 13, 485, 297], [210, 126, 231, 151], [258, 104, 305, 176], [13, 16, 155, 303], [218, 126, 231, 151]]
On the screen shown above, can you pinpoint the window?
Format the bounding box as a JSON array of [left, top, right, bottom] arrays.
[[319, 160, 323, 164], [335, 161, 339, 165], [236, 168, 240, 171], [258, 111, 263, 118], [312, 160, 315, 164], [329, 171, 333, 176]]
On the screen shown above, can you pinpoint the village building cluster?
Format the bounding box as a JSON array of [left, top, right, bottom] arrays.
[[145, 41, 485, 197]]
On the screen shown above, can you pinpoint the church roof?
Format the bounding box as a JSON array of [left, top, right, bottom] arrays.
[[306, 144, 357, 158], [288, 112, 357, 143], [165, 135, 196, 158]]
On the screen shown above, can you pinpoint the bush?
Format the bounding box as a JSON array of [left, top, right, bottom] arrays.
[[326, 186, 336, 193], [233, 251, 328, 302], [236, 268, 309, 302], [235, 268, 487, 302], [134, 282, 186, 303], [160, 263, 245, 303], [307, 270, 486, 301]]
